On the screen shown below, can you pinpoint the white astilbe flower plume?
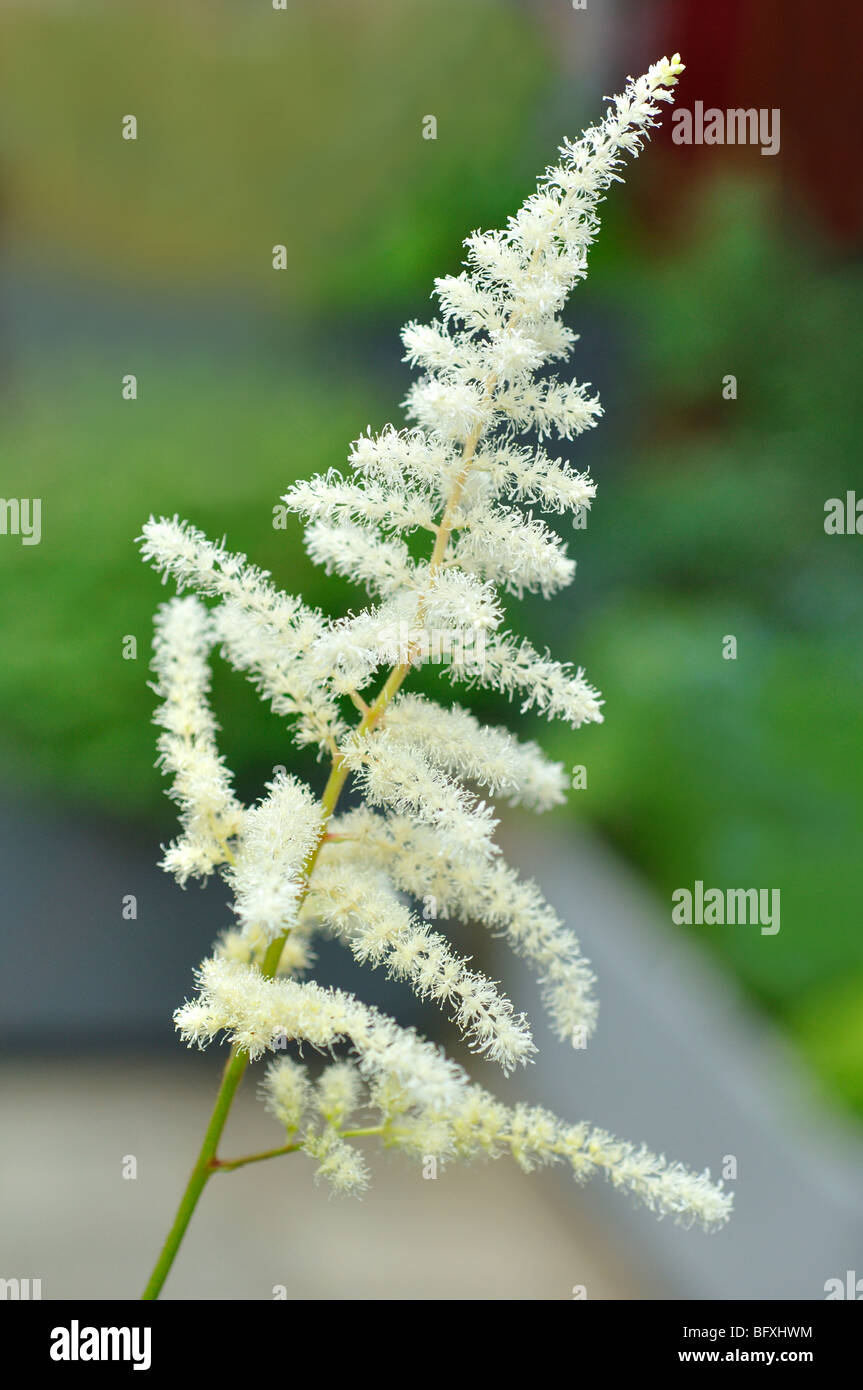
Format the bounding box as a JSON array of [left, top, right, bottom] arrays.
[[226, 774, 323, 944], [141, 55, 732, 1236], [340, 727, 500, 861], [332, 808, 599, 1043], [150, 596, 244, 885], [175, 957, 466, 1110], [302, 857, 535, 1071], [259, 1057, 732, 1231], [381, 694, 568, 811]]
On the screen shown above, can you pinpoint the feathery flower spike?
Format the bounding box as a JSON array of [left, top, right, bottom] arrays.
[[140, 56, 731, 1304]]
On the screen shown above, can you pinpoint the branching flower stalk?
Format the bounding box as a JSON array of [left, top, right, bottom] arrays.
[[138, 55, 731, 1300]]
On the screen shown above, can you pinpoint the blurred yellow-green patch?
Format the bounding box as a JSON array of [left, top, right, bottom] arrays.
[[2, 0, 547, 312]]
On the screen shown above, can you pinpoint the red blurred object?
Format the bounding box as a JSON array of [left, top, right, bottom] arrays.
[[619, 0, 863, 248]]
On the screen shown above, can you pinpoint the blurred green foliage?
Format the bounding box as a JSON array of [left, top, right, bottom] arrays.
[[791, 976, 863, 1114], [0, 359, 388, 812], [2, 0, 546, 313]]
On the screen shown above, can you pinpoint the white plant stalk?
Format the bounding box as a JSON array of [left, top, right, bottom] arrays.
[[139, 53, 731, 1300]]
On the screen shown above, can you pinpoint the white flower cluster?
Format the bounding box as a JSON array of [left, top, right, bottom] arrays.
[[150, 597, 244, 885], [143, 55, 732, 1231], [176, 957, 465, 1110], [258, 1053, 731, 1229]]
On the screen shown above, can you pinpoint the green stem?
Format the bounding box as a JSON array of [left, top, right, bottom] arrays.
[[141, 1044, 248, 1300], [209, 1126, 383, 1172], [210, 1141, 301, 1172]]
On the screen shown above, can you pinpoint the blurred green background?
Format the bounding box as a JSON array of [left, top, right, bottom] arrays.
[[2, 1, 861, 1117]]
